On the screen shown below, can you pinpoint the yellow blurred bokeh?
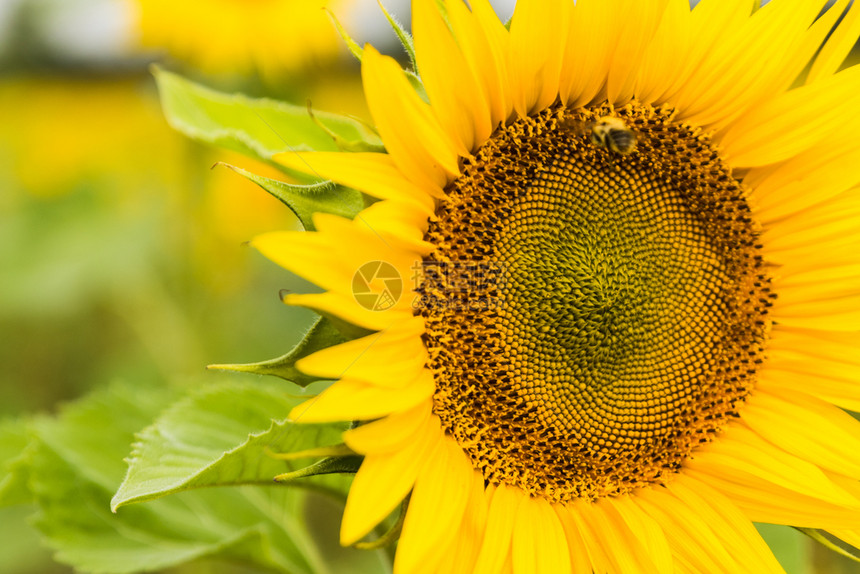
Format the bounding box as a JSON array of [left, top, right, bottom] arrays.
[[135, 0, 351, 80]]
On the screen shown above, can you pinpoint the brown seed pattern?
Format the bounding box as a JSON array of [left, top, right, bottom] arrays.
[[418, 103, 774, 503]]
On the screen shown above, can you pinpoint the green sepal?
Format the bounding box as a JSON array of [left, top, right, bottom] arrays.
[[320, 309, 377, 340], [406, 70, 429, 103], [208, 316, 348, 386], [326, 8, 363, 62], [325, 5, 426, 103], [274, 454, 364, 483], [153, 67, 382, 167], [795, 527, 860, 564], [213, 162, 364, 230], [434, 0, 453, 30], [378, 1, 417, 72], [354, 496, 408, 550]]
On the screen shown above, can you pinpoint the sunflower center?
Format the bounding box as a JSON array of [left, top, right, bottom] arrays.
[[419, 103, 773, 503]]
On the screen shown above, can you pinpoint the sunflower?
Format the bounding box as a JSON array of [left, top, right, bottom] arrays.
[[253, 0, 860, 571]]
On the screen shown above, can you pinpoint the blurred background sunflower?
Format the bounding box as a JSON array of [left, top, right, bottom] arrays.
[[0, 0, 858, 573]]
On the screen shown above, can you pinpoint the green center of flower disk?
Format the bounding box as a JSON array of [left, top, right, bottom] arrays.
[[418, 103, 774, 503]]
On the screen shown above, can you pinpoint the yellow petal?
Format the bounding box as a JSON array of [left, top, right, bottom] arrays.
[[773, 262, 860, 304], [689, 423, 858, 506], [762, 188, 860, 257], [757, 364, 860, 419], [559, 0, 616, 107], [508, 0, 570, 116], [344, 401, 432, 455], [295, 318, 426, 386], [672, 0, 823, 129], [435, 470, 490, 574], [770, 295, 860, 332], [634, 487, 743, 572], [284, 291, 415, 332], [288, 371, 435, 423], [685, 425, 860, 528], [253, 214, 424, 306], [252, 229, 348, 293], [634, 0, 692, 105], [747, 124, 860, 224], [648, 0, 751, 107], [739, 386, 860, 479], [684, 465, 860, 529], [562, 501, 613, 573], [773, 253, 860, 289], [830, 527, 860, 554], [772, 0, 852, 92], [473, 483, 521, 574], [362, 45, 462, 189], [395, 437, 473, 574], [310, 211, 428, 283], [413, 0, 492, 153], [826, 476, 860, 548], [768, 326, 860, 367], [808, 0, 860, 83], [340, 413, 441, 545], [446, 0, 512, 129], [575, 498, 658, 574], [605, 0, 669, 105], [512, 496, 571, 574], [273, 150, 439, 210], [351, 200, 435, 256], [607, 495, 674, 574], [720, 64, 860, 167], [551, 505, 593, 574], [764, 325, 860, 411], [666, 476, 784, 574]]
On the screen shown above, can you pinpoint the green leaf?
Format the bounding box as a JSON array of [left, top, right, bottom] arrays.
[[112, 378, 350, 510], [32, 440, 305, 574], [0, 418, 35, 506], [28, 381, 387, 574], [153, 67, 383, 166], [215, 163, 364, 231], [208, 315, 348, 385]]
